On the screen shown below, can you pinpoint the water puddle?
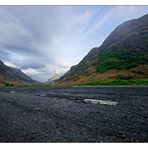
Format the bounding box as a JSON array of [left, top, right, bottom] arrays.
[[83, 99, 118, 105]]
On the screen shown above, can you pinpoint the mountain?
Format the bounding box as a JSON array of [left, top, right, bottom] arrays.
[[58, 14, 148, 85], [47, 73, 64, 83], [0, 60, 37, 85]]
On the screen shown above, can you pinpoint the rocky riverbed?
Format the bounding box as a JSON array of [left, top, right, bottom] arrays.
[[0, 86, 147, 142]]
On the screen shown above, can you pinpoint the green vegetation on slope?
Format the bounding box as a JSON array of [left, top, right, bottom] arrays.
[[0, 80, 34, 87], [78, 79, 148, 86], [97, 49, 148, 73]]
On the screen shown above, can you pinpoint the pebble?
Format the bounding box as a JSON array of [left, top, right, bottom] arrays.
[[40, 94, 46, 97], [10, 91, 16, 94]]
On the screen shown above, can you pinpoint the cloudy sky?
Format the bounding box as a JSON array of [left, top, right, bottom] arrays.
[[0, 6, 148, 82]]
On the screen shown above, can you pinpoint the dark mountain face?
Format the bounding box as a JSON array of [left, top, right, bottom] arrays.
[[100, 14, 148, 55], [0, 60, 36, 83], [59, 14, 148, 83]]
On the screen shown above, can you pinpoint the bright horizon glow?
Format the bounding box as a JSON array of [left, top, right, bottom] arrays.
[[0, 6, 148, 82]]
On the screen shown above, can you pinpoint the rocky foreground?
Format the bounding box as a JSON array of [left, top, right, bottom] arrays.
[[0, 86, 148, 142]]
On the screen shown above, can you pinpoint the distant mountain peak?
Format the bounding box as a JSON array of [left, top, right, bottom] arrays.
[[47, 73, 64, 83]]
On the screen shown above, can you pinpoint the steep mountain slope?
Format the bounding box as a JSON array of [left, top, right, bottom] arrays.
[[58, 14, 148, 85], [0, 60, 36, 85]]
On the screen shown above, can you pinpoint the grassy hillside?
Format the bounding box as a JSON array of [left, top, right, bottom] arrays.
[[97, 49, 148, 73], [57, 79, 148, 87], [0, 79, 34, 87], [78, 79, 148, 86], [57, 65, 148, 86]]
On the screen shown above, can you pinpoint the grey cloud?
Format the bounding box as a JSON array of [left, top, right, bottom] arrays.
[[0, 50, 11, 60], [17, 59, 47, 69], [0, 6, 61, 75]]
